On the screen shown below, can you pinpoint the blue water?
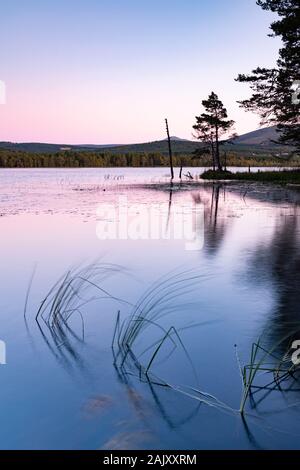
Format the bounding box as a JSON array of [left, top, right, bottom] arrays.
[[0, 168, 299, 449]]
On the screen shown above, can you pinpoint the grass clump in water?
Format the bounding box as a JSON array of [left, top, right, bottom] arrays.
[[201, 169, 300, 184]]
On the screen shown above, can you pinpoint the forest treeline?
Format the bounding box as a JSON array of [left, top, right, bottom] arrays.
[[0, 150, 298, 168], [0, 151, 199, 168]]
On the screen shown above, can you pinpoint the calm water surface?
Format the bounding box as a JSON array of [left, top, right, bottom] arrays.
[[0, 168, 299, 450]]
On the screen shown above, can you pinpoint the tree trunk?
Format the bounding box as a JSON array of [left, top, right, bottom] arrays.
[[211, 142, 216, 171], [165, 119, 174, 180], [215, 126, 222, 171], [179, 160, 183, 179]]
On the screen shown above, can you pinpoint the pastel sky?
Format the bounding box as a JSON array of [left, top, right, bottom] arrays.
[[0, 0, 281, 144]]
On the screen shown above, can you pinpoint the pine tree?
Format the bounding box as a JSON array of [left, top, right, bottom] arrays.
[[236, 0, 300, 150], [193, 92, 235, 170]]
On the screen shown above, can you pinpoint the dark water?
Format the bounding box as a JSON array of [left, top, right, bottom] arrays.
[[0, 168, 299, 450]]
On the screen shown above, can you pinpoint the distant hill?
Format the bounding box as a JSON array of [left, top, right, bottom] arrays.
[[0, 138, 199, 154], [0, 126, 285, 155], [232, 126, 280, 146], [163, 136, 190, 142], [0, 141, 117, 153], [103, 139, 200, 154]]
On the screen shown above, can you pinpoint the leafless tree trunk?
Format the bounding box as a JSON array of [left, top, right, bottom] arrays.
[[165, 119, 174, 180]]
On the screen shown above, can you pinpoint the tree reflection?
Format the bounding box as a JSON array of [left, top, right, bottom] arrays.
[[191, 183, 229, 256], [247, 206, 300, 353]]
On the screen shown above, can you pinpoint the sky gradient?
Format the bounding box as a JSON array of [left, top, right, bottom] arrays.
[[0, 0, 281, 144]]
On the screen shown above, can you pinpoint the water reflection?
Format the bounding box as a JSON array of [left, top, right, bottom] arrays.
[[144, 183, 300, 409], [197, 184, 228, 256], [247, 207, 300, 350], [10, 172, 300, 449], [30, 183, 300, 415], [241, 204, 300, 414], [114, 364, 201, 431]]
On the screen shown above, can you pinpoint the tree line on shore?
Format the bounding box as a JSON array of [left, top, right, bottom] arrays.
[[0, 151, 199, 168], [0, 149, 298, 169]]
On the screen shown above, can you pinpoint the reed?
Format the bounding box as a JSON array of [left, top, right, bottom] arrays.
[[32, 262, 129, 368], [111, 269, 235, 412], [238, 334, 300, 414]]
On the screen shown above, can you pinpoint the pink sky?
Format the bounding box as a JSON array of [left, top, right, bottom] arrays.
[[0, 0, 280, 144]]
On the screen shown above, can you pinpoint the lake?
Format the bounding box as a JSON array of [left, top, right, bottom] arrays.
[[0, 167, 299, 450]]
